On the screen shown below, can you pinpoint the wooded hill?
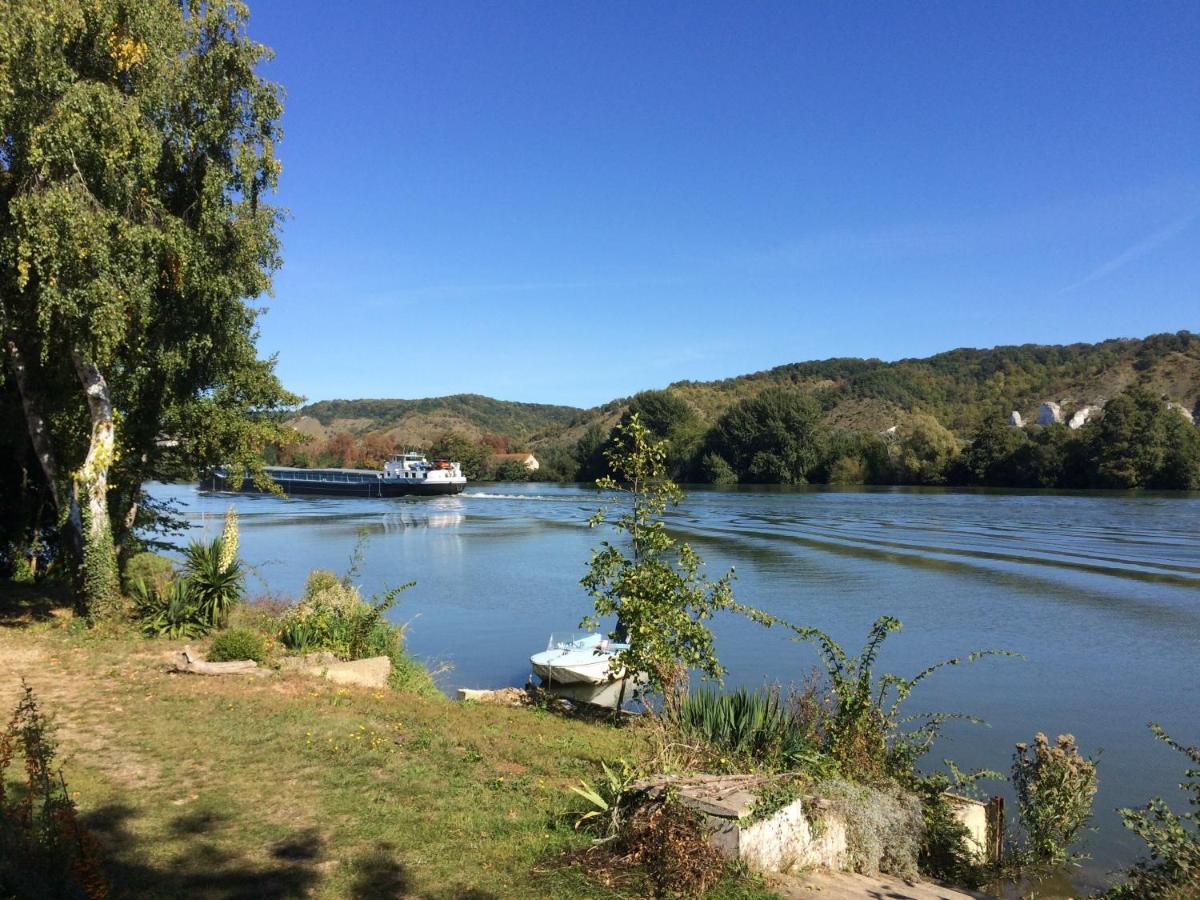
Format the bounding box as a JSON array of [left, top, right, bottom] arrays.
[[289, 394, 584, 447], [282, 333, 1200, 489], [294, 332, 1200, 447]]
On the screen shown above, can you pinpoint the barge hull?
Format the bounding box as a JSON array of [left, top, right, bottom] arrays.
[[201, 472, 465, 498]]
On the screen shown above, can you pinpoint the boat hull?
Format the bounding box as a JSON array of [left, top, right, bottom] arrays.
[[201, 469, 465, 498]]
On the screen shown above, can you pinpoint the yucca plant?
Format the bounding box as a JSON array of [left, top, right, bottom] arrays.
[[138, 578, 206, 639], [182, 536, 244, 629], [570, 758, 638, 841]]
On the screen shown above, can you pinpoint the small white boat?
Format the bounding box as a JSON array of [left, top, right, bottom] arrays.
[[529, 633, 636, 708]]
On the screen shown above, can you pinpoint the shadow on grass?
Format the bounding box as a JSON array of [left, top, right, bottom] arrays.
[[0, 579, 73, 627], [82, 804, 500, 899], [82, 803, 324, 899]]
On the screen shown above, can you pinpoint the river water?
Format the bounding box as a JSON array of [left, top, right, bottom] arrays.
[[147, 480, 1200, 891]]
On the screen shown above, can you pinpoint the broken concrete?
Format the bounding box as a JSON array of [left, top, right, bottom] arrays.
[[632, 774, 849, 874]]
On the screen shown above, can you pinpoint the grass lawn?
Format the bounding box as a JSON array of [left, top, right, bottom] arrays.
[[0, 584, 774, 899]]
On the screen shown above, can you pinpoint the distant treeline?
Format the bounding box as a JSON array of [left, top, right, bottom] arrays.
[[529, 385, 1200, 491]]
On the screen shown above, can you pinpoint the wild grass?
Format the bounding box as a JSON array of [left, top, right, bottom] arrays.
[[0, 607, 658, 898]]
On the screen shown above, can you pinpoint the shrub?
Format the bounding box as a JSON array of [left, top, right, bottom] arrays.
[[784, 616, 1015, 781], [818, 777, 924, 878], [209, 628, 268, 664], [122, 551, 175, 595], [1011, 732, 1097, 865], [133, 577, 207, 639], [1102, 724, 1199, 898], [279, 572, 433, 691], [914, 767, 997, 888], [0, 684, 107, 899]]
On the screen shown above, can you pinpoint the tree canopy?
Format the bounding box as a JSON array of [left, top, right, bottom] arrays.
[[1, 0, 297, 610]]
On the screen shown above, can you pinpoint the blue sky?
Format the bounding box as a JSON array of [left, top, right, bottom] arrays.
[[248, 1, 1199, 409]]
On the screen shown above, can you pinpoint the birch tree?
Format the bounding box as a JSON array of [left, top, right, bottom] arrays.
[[1, 0, 296, 614]]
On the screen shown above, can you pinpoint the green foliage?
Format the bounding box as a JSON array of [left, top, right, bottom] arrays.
[[80, 504, 120, 620], [913, 765, 1000, 888], [279, 569, 414, 663], [746, 779, 804, 824], [622, 390, 704, 479], [570, 758, 638, 841], [1090, 387, 1200, 489], [1011, 732, 1098, 865], [1102, 724, 1199, 898], [700, 451, 738, 485], [0, 684, 107, 899], [427, 431, 490, 481], [493, 459, 532, 482], [300, 395, 580, 437], [890, 414, 960, 485], [135, 576, 206, 639], [0, 0, 299, 602], [208, 627, 268, 664], [181, 536, 244, 629], [783, 616, 1016, 780], [674, 687, 823, 772], [708, 387, 828, 484], [122, 551, 175, 595], [581, 415, 766, 697]]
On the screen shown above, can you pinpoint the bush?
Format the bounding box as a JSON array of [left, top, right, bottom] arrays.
[[817, 778, 924, 878], [0, 685, 106, 899], [133, 577, 208, 639], [122, 551, 175, 595], [278, 570, 436, 692], [209, 628, 268, 664], [1011, 732, 1097, 865]]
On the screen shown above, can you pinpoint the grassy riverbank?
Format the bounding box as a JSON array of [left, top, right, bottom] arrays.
[[0, 585, 771, 899]]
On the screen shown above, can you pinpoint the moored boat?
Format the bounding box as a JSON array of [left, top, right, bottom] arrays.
[[529, 632, 637, 708], [202, 452, 467, 498]]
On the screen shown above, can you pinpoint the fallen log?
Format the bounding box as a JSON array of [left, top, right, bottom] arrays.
[[170, 646, 270, 676]]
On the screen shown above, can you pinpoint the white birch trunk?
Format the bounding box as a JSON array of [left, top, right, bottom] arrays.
[[71, 351, 120, 614]]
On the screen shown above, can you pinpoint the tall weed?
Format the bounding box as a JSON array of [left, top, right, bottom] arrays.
[[0, 684, 107, 899]]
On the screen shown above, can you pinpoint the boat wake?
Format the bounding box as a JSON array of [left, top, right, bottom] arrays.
[[466, 491, 593, 502]]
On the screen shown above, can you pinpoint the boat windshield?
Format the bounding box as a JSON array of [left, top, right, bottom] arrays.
[[545, 632, 602, 652]]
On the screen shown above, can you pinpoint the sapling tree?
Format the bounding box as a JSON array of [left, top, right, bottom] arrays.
[[580, 414, 767, 701]]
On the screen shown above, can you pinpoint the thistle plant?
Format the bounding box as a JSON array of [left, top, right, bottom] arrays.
[[1011, 732, 1098, 865]]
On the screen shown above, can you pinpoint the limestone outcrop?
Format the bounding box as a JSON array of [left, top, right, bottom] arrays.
[[1008, 411, 1025, 427], [1068, 406, 1094, 429], [1036, 401, 1064, 426]]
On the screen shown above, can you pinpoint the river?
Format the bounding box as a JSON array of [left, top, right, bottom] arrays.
[[146, 480, 1200, 892]]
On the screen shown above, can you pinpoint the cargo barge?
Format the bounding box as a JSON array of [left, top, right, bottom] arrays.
[[202, 452, 467, 498]]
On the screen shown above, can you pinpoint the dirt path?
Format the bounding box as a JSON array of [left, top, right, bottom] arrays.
[[773, 871, 987, 899]]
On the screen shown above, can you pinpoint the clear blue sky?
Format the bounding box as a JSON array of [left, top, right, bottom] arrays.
[[248, 1, 1199, 409]]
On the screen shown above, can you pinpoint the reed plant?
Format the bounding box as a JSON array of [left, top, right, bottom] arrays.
[[673, 686, 824, 772]]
